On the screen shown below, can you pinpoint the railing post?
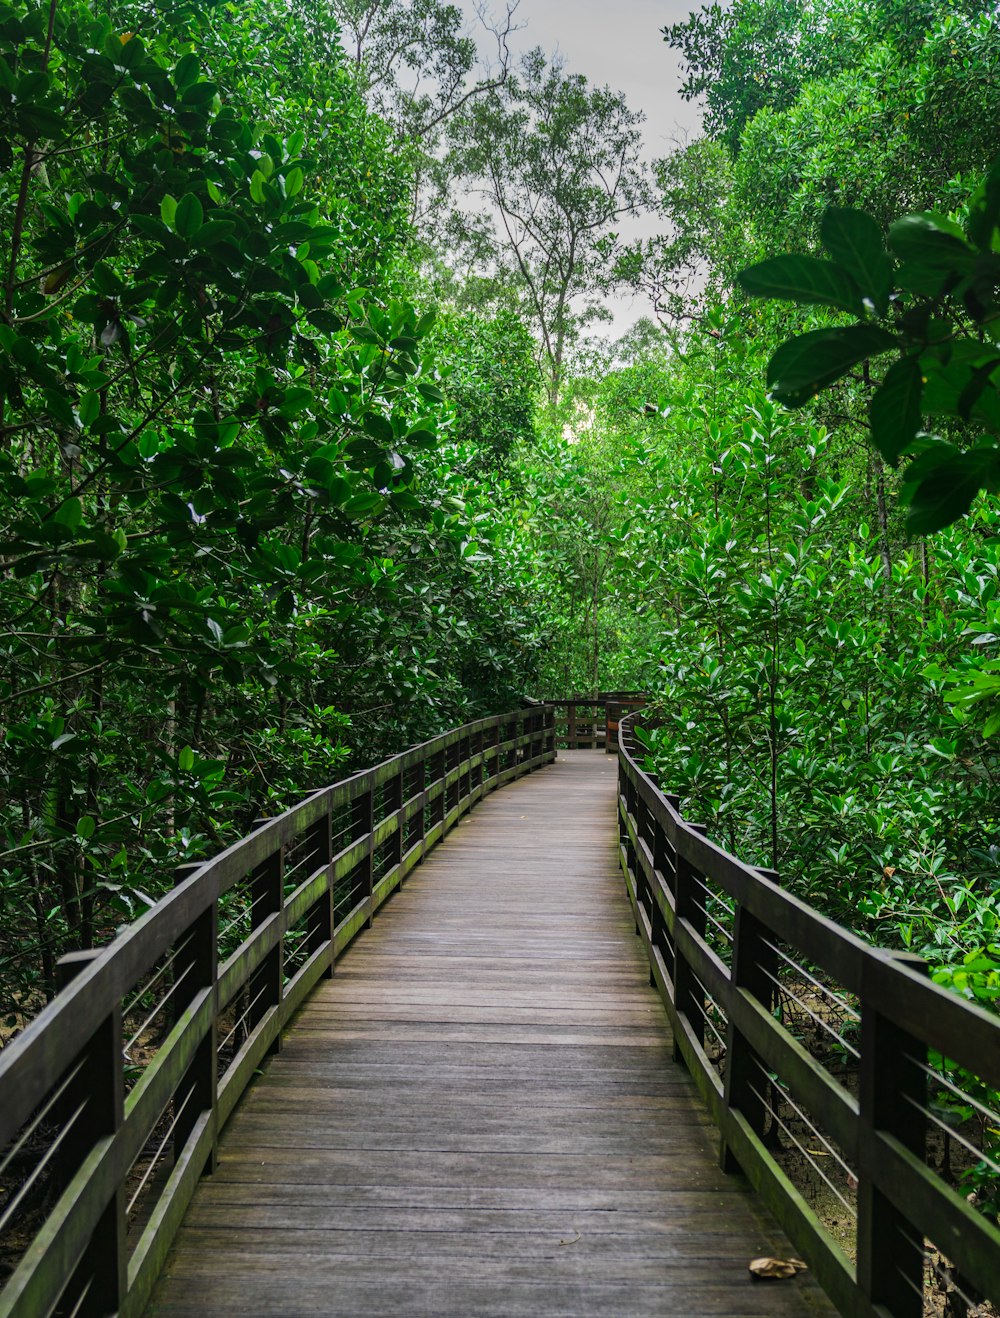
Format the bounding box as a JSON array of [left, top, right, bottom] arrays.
[[354, 783, 375, 926], [429, 747, 445, 828], [305, 807, 333, 975], [647, 808, 674, 991], [618, 760, 630, 856], [171, 866, 218, 1172], [567, 701, 577, 749], [487, 718, 501, 787], [385, 770, 403, 871], [634, 791, 651, 931], [720, 867, 780, 1174], [460, 734, 472, 806], [55, 951, 127, 1318], [446, 738, 459, 815], [248, 832, 285, 1042], [672, 831, 707, 1067], [473, 728, 485, 800], [856, 952, 928, 1318], [413, 756, 427, 856]]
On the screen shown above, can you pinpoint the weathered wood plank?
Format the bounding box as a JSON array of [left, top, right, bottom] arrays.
[[147, 752, 830, 1317]]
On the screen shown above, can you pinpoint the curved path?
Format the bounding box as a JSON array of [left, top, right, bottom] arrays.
[[148, 751, 831, 1317]]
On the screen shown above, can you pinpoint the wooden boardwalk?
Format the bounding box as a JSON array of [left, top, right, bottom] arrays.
[[148, 751, 831, 1317]]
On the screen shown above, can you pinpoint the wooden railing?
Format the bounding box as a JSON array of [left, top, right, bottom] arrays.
[[0, 707, 554, 1318], [616, 712, 1000, 1317], [546, 692, 644, 751]]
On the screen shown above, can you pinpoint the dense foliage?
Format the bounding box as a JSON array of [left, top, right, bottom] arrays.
[[3, 0, 1000, 1091], [0, 0, 543, 1024]]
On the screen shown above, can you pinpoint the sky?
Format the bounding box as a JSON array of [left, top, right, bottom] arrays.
[[461, 0, 708, 336]]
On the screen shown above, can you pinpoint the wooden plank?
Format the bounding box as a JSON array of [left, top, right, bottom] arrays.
[[147, 752, 829, 1318]]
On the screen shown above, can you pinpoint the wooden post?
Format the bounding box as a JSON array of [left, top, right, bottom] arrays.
[[605, 699, 619, 754], [473, 729, 485, 800], [720, 868, 780, 1173], [413, 757, 427, 857], [856, 952, 928, 1318], [55, 951, 127, 1318], [431, 748, 446, 826], [447, 739, 459, 815], [648, 811, 673, 990], [389, 771, 404, 861], [487, 719, 501, 787], [634, 793, 651, 927], [305, 808, 333, 975], [618, 765, 630, 855], [354, 784, 375, 927], [545, 704, 556, 759], [460, 735, 472, 807], [170, 869, 218, 1173], [248, 834, 285, 1042], [567, 702, 577, 750], [672, 835, 707, 1066]]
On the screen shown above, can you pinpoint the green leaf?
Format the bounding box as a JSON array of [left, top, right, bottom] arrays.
[[54, 497, 83, 529], [178, 745, 195, 771], [820, 208, 893, 313], [284, 166, 303, 197], [362, 412, 394, 444], [738, 254, 863, 315], [160, 194, 178, 230], [173, 53, 200, 90], [904, 445, 1000, 534], [250, 171, 267, 204], [76, 816, 95, 840], [766, 326, 897, 407], [344, 492, 382, 516], [193, 219, 235, 246], [956, 357, 1000, 423], [869, 357, 923, 464], [181, 81, 217, 107], [77, 393, 100, 428], [174, 193, 203, 239], [889, 214, 978, 276], [967, 156, 1000, 253]]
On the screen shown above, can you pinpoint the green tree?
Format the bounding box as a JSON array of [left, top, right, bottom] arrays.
[[663, 0, 995, 158], [0, 0, 544, 1024], [453, 50, 650, 403], [329, 0, 518, 229]]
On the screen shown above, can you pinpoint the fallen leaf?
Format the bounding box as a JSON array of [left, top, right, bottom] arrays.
[[749, 1257, 808, 1280]]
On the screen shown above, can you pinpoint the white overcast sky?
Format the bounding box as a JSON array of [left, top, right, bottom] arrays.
[[461, 0, 707, 335]]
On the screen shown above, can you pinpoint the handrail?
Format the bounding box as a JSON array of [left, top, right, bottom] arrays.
[[616, 712, 1000, 1317], [0, 706, 555, 1318]]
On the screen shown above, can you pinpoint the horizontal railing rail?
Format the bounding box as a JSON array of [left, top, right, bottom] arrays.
[[544, 692, 644, 751], [617, 712, 1000, 1318], [0, 706, 555, 1318]]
